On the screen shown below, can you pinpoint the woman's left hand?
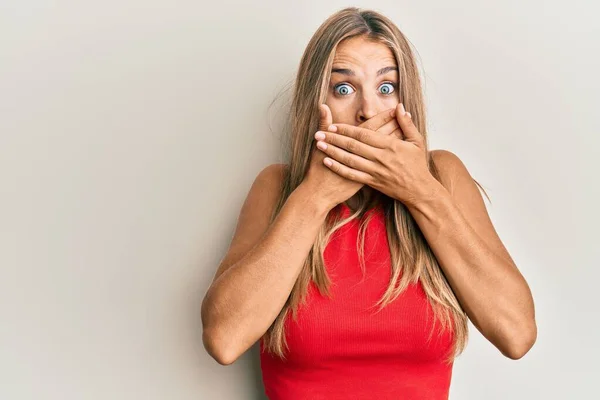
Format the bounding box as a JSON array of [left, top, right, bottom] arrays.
[[314, 103, 436, 207]]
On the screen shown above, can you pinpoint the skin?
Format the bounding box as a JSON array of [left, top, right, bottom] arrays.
[[324, 35, 401, 210], [201, 35, 536, 365], [314, 36, 537, 359]]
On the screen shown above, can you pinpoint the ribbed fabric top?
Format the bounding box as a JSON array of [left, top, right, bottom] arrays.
[[260, 203, 454, 400]]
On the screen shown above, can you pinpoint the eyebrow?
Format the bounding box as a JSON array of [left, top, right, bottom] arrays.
[[331, 66, 398, 76]]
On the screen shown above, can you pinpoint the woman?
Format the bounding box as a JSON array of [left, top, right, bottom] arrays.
[[201, 7, 536, 399]]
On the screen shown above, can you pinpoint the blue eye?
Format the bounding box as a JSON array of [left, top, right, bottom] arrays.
[[379, 82, 395, 95], [334, 84, 355, 96]]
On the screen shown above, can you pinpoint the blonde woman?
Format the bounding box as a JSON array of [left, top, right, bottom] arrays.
[[201, 6, 536, 399]]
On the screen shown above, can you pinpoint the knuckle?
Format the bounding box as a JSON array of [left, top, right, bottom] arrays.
[[358, 129, 369, 143], [343, 154, 354, 168], [382, 151, 393, 166], [346, 139, 357, 152]]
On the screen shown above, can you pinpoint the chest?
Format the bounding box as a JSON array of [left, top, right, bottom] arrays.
[[280, 212, 454, 367]]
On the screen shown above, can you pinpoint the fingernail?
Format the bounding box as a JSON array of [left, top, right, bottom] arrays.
[[328, 124, 337, 132], [399, 103, 406, 116], [389, 109, 396, 117], [407, 112, 411, 119], [315, 131, 326, 140]]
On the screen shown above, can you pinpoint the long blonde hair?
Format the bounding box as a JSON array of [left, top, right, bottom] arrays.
[[263, 6, 489, 365]]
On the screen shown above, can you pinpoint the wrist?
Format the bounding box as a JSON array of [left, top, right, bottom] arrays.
[[405, 176, 447, 212], [293, 182, 334, 217]]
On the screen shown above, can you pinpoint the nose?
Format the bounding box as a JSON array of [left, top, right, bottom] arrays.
[[356, 91, 384, 124]]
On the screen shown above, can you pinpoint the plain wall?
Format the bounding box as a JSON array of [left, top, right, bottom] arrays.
[[1, 0, 598, 398]]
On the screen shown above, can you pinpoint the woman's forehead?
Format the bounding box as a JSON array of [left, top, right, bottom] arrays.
[[332, 37, 396, 68]]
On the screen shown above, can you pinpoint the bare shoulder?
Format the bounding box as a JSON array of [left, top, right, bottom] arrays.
[[429, 150, 516, 268], [429, 149, 472, 195], [210, 163, 287, 282], [247, 163, 287, 202]]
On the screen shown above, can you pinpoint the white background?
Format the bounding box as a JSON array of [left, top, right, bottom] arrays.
[[1, 0, 598, 398]]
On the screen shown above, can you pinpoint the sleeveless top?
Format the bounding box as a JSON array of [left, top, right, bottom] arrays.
[[259, 203, 455, 400]]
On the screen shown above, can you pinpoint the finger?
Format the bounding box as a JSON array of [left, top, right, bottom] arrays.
[[321, 156, 373, 185], [359, 107, 396, 131], [395, 103, 424, 147], [389, 126, 404, 140], [329, 123, 390, 149], [319, 103, 333, 131], [316, 128, 379, 161], [316, 139, 377, 172], [375, 117, 400, 136]]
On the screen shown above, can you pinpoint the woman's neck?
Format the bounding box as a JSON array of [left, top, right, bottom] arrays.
[[344, 186, 376, 212]]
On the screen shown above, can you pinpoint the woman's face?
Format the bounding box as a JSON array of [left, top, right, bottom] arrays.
[[325, 35, 400, 126]]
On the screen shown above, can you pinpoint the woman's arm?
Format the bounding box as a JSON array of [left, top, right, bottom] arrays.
[[201, 165, 330, 365], [406, 149, 537, 360]]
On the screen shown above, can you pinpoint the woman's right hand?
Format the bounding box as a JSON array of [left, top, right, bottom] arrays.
[[302, 104, 400, 210]]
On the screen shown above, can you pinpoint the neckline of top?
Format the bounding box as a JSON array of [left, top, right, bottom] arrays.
[[339, 202, 384, 216]]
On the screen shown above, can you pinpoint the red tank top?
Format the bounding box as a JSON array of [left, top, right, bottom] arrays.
[[260, 203, 455, 399]]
